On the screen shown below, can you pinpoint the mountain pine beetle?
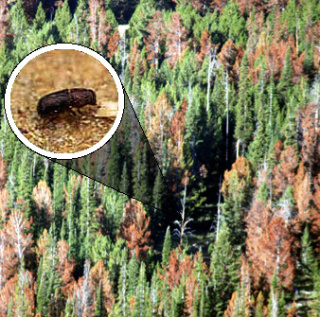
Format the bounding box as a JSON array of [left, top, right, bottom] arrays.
[[37, 88, 97, 117]]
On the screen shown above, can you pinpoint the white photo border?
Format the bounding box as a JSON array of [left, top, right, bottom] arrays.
[[4, 43, 125, 160]]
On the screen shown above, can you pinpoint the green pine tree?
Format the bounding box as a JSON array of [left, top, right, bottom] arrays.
[[210, 222, 239, 316], [55, 0, 72, 41], [162, 226, 172, 267]]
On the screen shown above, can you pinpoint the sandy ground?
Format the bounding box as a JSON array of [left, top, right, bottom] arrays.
[[9, 49, 119, 153]]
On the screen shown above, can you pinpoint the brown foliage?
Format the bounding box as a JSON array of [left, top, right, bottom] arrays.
[[88, 0, 103, 46], [238, 0, 268, 15], [224, 291, 238, 317], [221, 156, 250, 197], [145, 91, 172, 166], [119, 200, 152, 259], [159, 249, 206, 293], [88, 0, 114, 52], [145, 11, 164, 68], [107, 29, 120, 58], [212, 0, 228, 12], [89, 260, 115, 314], [128, 39, 145, 80], [293, 162, 312, 223], [165, 12, 189, 68], [56, 240, 75, 297], [247, 204, 295, 291], [196, 29, 216, 65], [33, 180, 53, 227], [0, 211, 34, 316], [0, 275, 16, 316], [272, 145, 299, 197], [286, 301, 298, 317], [0, 0, 8, 47], [167, 99, 188, 184], [0, 188, 8, 223], [218, 39, 237, 75], [5, 211, 33, 262]]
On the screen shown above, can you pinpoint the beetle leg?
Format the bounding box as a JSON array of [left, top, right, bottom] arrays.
[[69, 108, 78, 117]]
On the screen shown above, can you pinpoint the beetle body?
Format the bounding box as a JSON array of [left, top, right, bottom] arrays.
[[37, 88, 97, 116]]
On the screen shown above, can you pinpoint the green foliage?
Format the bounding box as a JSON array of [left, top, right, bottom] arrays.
[[55, 0, 72, 41], [128, 0, 156, 46], [210, 222, 239, 316], [162, 226, 172, 266], [0, 0, 320, 315], [218, 1, 247, 46], [234, 52, 254, 155]]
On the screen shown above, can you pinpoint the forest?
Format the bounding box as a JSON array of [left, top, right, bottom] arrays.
[[0, 0, 320, 315]]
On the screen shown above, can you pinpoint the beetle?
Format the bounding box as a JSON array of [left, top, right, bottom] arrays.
[[37, 88, 97, 117]]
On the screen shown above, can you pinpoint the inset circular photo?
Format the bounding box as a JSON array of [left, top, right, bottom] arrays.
[[5, 44, 124, 159]]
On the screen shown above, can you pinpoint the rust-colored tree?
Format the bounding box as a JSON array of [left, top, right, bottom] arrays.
[[128, 39, 145, 80], [5, 211, 33, 263], [33, 180, 53, 228], [272, 144, 299, 198], [56, 240, 75, 298], [88, 0, 102, 44], [0, 211, 34, 316], [119, 200, 152, 259], [144, 11, 164, 68], [107, 29, 120, 58], [197, 29, 212, 64], [159, 249, 196, 290], [165, 12, 189, 68], [247, 208, 295, 290], [88, 0, 112, 52], [89, 259, 115, 314], [0, 0, 8, 47], [217, 39, 238, 75], [167, 99, 187, 189], [145, 91, 172, 167]]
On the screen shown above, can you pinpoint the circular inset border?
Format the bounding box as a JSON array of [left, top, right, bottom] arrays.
[[5, 43, 125, 160]]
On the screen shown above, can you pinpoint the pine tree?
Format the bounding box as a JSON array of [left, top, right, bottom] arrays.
[[106, 136, 122, 190], [277, 48, 293, 107], [132, 262, 148, 317], [17, 150, 33, 219], [52, 163, 67, 236], [64, 174, 80, 260], [94, 283, 107, 317], [162, 226, 172, 266], [55, 0, 72, 41], [79, 177, 98, 261], [234, 52, 254, 155], [117, 249, 130, 316], [165, 12, 189, 68], [33, 1, 46, 30], [256, 292, 265, 317], [221, 156, 251, 248], [127, 252, 139, 298], [13, 258, 34, 317], [69, 0, 91, 46], [269, 270, 286, 317], [210, 222, 239, 316], [145, 11, 164, 69], [128, 0, 156, 46]]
